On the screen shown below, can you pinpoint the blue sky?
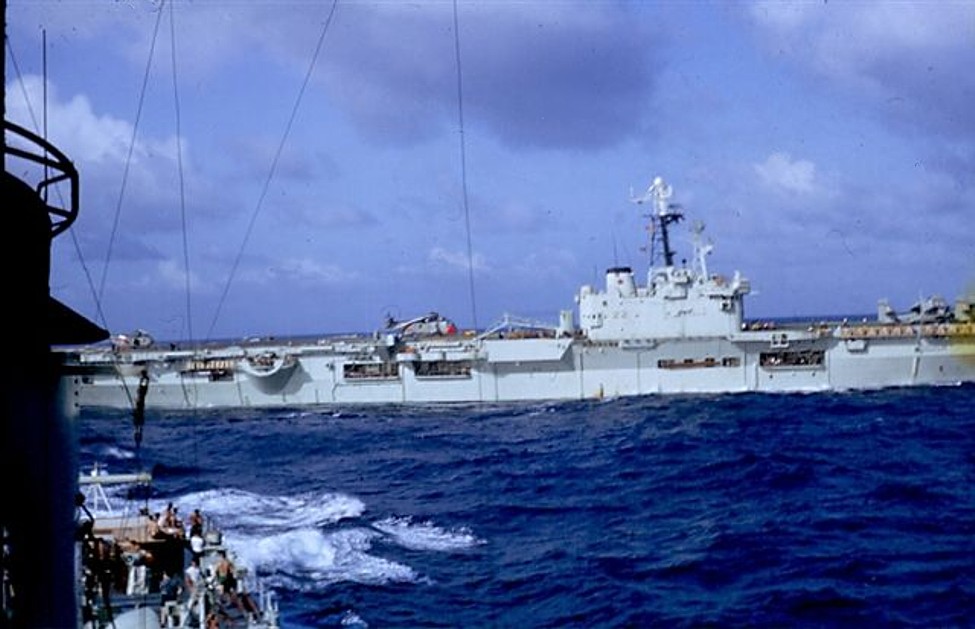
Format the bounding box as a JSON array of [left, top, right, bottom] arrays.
[[6, 1, 974, 341]]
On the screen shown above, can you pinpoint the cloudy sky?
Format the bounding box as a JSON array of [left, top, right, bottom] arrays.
[[6, 1, 974, 341]]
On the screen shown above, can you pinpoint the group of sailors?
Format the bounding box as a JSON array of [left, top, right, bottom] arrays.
[[159, 550, 260, 628], [76, 490, 265, 627], [146, 504, 208, 564], [145, 503, 261, 627]]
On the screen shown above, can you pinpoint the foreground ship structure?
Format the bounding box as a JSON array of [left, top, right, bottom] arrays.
[[61, 176, 975, 411], [77, 466, 279, 629]]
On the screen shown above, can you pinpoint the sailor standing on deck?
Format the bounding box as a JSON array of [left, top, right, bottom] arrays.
[[188, 508, 204, 537], [189, 530, 205, 563], [184, 557, 203, 609], [187, 507, 206, 561], [160, 570, 182, 604]]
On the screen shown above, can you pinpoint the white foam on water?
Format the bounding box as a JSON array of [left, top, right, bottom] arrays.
[[318, 527, 418, 585], [224, 526, 418, 586], [372, 516, 485, 552], [88, 445, 135, 461], [176, 488, 364, 532], [168, 488, 416, 586], [340, 611, 369, 627], [229, 527, 337, 572], [109, 488, 471, 588]]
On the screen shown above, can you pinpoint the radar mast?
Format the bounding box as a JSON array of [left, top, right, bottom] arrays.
[[632, 175, 684, 267]]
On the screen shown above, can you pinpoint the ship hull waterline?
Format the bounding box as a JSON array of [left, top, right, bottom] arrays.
[[63, 327, 975, 412]]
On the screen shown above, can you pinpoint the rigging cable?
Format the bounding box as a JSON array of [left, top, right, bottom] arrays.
[[452, 0, 479, 333], [166, 0, 200, 472], [206, 0, 339, 340], [97, 0, 167, 326], [42, 30, 47, 195], [6, 32, 147, 463], [168, 0, 193, 346], [4, 36, 108, 331], [101, 3, 167, 429]]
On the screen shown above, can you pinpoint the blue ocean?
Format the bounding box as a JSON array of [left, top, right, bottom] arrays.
[[77, 384, 975, 628]]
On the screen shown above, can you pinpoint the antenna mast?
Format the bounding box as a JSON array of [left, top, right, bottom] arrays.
[[632, 175, 684, 267]]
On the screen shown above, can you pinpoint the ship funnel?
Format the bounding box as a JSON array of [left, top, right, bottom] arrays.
[[557, 310, 575, 336], [606, 267, 636, 297]]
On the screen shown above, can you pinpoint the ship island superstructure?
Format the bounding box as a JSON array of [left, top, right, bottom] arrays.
[[60, 176, 975, 411]]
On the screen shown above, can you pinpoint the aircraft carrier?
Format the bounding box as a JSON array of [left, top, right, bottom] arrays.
[[59, 177, 975, 412]]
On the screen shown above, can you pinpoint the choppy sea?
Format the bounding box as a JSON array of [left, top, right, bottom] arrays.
[[78, 384, 975, 628]]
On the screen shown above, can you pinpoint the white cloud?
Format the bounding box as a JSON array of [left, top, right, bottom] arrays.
[[748, 1, 819, 32], [754, 152, 816, 194], [428, 247, 488, 273], [746, 2, 975, 145], [312, 1, 656, 148], [5, 75, 197, 235], [748, 2, 974, 54], [522, 247, 577, 278], [224, 256, 357, 287], [157, 258, 209, 294], [261, 258, 359, 285], [289, 202, 376, 229], [808, 6, 973, 84], [6, 76, 175, 167]]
